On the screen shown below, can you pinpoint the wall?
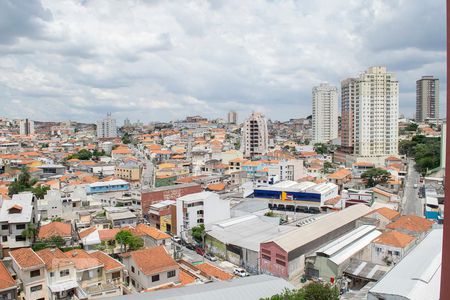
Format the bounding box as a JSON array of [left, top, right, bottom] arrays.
[[260, 242, 288, 278]]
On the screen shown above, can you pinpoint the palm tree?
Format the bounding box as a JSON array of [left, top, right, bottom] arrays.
[[21, 223, 37, 244], [115, 230, 132, 253]]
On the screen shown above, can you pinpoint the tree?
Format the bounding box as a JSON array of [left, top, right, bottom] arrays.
[[122, 132, 132, 144], [261, 282, 339, 300], [21, 223, 37, 243], [361, 168, 390, 188], [314, 143, 328, 155], [67, 149, 92, 160], [8, 168, 36, 196], [405, 123, 419, 132], [322, 161, 333, 173], [191, 224, 205, 244], [127, 235, 144, 251], [33, 184, 50, 199], [115, 230, 133, 253]]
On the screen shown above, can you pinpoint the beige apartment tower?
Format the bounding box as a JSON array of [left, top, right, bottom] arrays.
[[241, 112, 268, 158], [416, 76, 439, 124], [312, 83, 339, 143]]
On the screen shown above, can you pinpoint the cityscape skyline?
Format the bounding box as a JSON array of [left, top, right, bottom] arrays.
[[0, 0, 446, 123]]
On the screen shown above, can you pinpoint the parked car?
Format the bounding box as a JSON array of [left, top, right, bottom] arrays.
[[172, 236, 181, 244], [205, 253, 217, 261], [414, 184, 418, 188], [233, 268, 249, 277], [185, 243, 196, 251], [195, 247, 205, 256]]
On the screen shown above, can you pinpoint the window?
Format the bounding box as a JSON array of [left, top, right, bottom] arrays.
[[2, 236, 6, 242], [262, 254, 271, 261], [112, 271, 120, 279], [60, 269, 70, 277], [131, 266, 135, 273], [16, 224, 25, 230], [1, 225, 8, 230], [167, 270, 175, 278], [50, 272, 54, 277], [30, 270, 40, 278], [30, 285, 42, 292], [15, 235, 26, 242], [394, 251, 400, 256], [388, 250, 393, 256], [276, 259, 286, 266], [151, 274, 160, 282]]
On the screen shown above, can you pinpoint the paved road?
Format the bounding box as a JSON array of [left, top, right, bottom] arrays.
[[402, 159, 423, 216]]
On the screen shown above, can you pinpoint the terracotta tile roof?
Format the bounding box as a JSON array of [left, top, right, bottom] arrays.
[[179, 269, 196, 286], [0, 261, 15, 290], [207, 183, 226, 191], [65, 249, 102, 270], [10, 248, 44, 269], [89, 251, 123, 272], [324, 196, 341, 206], [373, 230, 416, 248], [124, 246, 178, 275], [195, 263, 233, 281], [38, 222, 72, 239], [372, 187, 394, 198], [36, 248, 73, 271], [328, 168, 352, 180], [372, 207, 400, 220], [386, 215, 434, 233], [353, 162, 375, 167], [79, 227, 97, 239], [98, 228, 121, 241], [385, 156, 402, 161], [135, 224, 171, 240], [112, 148, 132, 155]]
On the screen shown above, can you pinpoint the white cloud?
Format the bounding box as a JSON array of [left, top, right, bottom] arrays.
[[0, 0, 445, 123]]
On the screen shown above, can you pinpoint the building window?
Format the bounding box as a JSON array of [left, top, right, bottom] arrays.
[[394, 251, 400, 256], [1, 225, 8, 230], [30, 270, 40, 278], [50, 272, 54, 277], [112, 271, 120, 279], [30, 285, 42, 292], [131, 266, 135, 273], [16, 224, 25, 230], [167, 270, 175, 278], [262, 254, 271, 261], [2, 236, 6, 242], [15, 235, 26, 242], [60, 269, 70, 277], [151, 274, 160, 282], [276, 259, 286, 266], [388, 250, 393, 256]]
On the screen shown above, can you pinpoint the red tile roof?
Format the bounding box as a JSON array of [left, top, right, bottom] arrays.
[[36, 248, 73, 271], [123, 246, 178, 275], [89, 251, 123, 272], [373, 230, 415, 248], [386, 215, 434, 233], [372, 207, 400, 220], [0, 261, 16, 290], [38, 222, 72, 239], [79, 227, 97, 239], [195, 263, 233, 281], [64, 249, 102, 270], [134, 224, 171, 240], [10, 248, 44, 269]]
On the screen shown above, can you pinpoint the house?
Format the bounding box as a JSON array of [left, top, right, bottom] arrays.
[[105, 208, 138, 228], [176, 192, 230, 236], [368, 229, 442, 300], [86, 180, 130, 194], [121, 246, 179, 292], [259, 204, 373, 279], [365, 207, 400, 230], [10, 248, 47, 300], [385, 215, 434, 240], [38, 222, 74, 246], [352, 162, 375, 178], [371, 230, 416, 266], [36, 248, 78, 300], [327, 168, 352, 191], [64, 249, 122, 298], [88, 250, 124, 287], [0, 260, 18, 300], [0, 193, 35, 256], [134, 224, 172, 248], [147, 200, 176, 233], [228, 158, 248, 172]]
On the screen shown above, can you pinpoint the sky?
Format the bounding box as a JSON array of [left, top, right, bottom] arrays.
[[0, 0, 446, 124]]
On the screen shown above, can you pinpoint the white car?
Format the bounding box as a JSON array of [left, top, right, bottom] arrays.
[[205, 253, 218, 262], [233, 268, 249, 277], [171, 236, 182, 243], [413, 184, 418, 189]]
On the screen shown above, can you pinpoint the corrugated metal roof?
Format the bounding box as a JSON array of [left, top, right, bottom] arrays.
[[104, 275, 294, 300], [264, 204, 373, 253], [368, 229, 442, 300]]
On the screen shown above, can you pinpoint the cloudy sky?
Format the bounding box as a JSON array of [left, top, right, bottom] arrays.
[[0, 0, 446, 124]]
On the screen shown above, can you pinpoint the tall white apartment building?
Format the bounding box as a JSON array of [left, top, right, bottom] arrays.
[[96, 113, 117, 138], [354, 66, 399, 157], [240, 112, 268, 158], [19, 118, 35, 135], [312, 83, 339, 143], [228, 111, 237, 124]]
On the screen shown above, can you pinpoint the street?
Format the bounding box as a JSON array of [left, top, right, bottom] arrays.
[[402, 159, 423, 216]]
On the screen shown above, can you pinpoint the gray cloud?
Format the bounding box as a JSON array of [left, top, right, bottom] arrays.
[[0, 0, 446, 123]]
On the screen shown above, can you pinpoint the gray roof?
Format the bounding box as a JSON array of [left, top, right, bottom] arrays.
[[207, 215, 296, 252], [0, 193, 33, 223], [343, 259, 388, 281], [368, 229, 443, 300], [105, 274, 293, 300], [265, 204, 373, 252], [142, 182, 200, 193]]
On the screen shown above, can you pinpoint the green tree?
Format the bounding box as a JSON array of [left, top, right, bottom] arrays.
[[21, 223, 37, 243], [8, 168, 36, 196], [261, 282, 339, 300], [314, 143, 328, 155], [191, 224, 205, 244], [122, 132, 132, 144], [115, 230, 133, 253], [405, 123, 419, 132], [361, 168, 390, 188], [67, 149, 93, 160], [322, 161, 333, 173], [127, 235, 144, 251], [33, 184, 50, 199]]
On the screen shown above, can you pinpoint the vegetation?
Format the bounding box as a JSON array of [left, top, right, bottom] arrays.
[[191, 224, 205, 244], [314, 143, 329, 155], [399, 135, 440, 175], [405, 123, 419, 132], [322, 161, 333, 173], [261, 282, 340, 300], [115, 230, 144, 252], [7, 168, 49, 198], [361, 168, 390, 188], [264, 211, 275, 217], [32, 236, 66, 251], [122, 132, 132, 144], [67, 149, 106, 160], [21, 223, 37, 243]]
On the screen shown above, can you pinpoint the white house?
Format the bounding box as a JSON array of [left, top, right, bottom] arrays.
[[176, 191, 230, 236], [371, 230, 416, 266]]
